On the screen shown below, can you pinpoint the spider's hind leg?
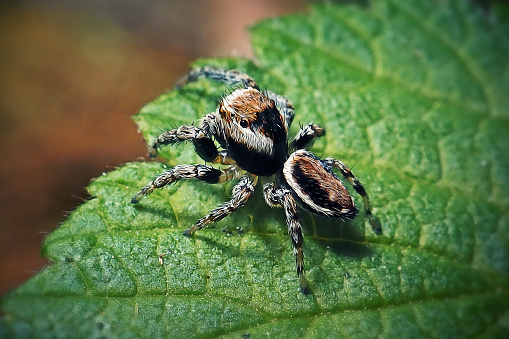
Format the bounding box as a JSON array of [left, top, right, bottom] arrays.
[[323, 158, 382, 234]]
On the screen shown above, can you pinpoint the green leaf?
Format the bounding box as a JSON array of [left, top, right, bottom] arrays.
[[2, 1, 508, 338]]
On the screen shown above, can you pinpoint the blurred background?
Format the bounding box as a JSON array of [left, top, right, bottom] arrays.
[[0, 0, 310, 295]]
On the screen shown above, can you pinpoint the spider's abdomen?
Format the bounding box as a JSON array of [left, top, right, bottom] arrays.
[[282, 150, 358, 219]]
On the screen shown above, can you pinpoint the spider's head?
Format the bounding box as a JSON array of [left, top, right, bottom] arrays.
[[218, 87, 287, 154], [214, 87, 288, 176]]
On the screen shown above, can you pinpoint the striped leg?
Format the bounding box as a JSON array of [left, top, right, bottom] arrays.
[[175, 66, 259, 90], [324, 158, 382, 234], [131, 164, 241, 204], [149, 122, 218, 161], [290, 123, 325, 151], [183, 176, 255, 236], [263, 183, 309, 294]]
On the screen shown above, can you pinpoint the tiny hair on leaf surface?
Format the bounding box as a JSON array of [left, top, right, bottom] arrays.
[[1, 0, 508, 338]]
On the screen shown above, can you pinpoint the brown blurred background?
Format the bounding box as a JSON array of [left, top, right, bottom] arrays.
[[0, 0, 310, 295]]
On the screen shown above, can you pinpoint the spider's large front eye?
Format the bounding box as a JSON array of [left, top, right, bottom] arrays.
[[240, 119, 249, 128]]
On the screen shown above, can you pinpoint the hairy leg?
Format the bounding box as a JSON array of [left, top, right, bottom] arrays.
[[149, 122, 218, 161], [131, 164, 242, 204], [182, 176, 255, 236], [175, 66, 259, 90], [290, 123, 325, 151], [323, 158, 382, 234], [263, 182, 309, 294]]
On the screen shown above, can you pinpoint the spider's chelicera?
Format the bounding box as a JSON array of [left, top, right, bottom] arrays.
[[132, 67, 381, 293]]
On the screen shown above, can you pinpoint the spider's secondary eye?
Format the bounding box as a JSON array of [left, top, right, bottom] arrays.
[[240, 119, 249, 128]]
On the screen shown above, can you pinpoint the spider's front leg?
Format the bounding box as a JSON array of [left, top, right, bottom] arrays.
[[263, 183, 309, 294], [149, 116, 218, 161], [183, 176, 255, 236], [323, 158, 382, 234], [131, 164, 242, 204]]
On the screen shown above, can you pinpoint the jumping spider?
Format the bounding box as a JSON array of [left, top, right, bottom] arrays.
[[132, 67, 381, 293]]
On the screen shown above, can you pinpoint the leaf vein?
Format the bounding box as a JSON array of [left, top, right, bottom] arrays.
[[387, 0, 493, 117]]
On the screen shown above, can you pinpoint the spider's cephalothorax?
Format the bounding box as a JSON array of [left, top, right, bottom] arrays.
[[132, 67, 381, 294], [214, 87, 289, 176]]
